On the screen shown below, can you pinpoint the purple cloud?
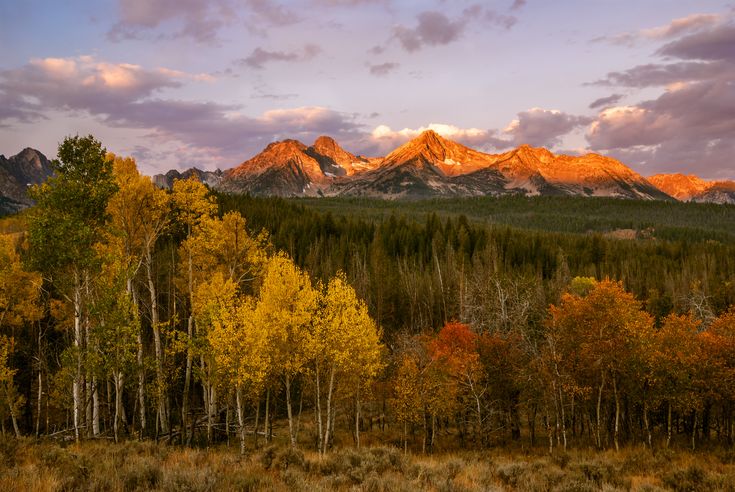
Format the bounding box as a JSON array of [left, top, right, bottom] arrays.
[[108, 0, 235, 43], [591, 12, 728, 46], [368, 62, 399, 76], [510, 0, 526, 11], [657, 23, 735, 61], [238, 44, 321, 69], [393, 5, 515, 52], [589, 94, 624, 109], [503, 108, 592, 147], [0, 56, 363, 169], [245, 0, 300, 26], [585, 19, 735, 178]]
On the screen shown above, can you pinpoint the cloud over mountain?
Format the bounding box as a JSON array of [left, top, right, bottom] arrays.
[[586, 20, 735, 178]]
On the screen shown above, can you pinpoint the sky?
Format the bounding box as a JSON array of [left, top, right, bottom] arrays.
[[0, 0, 734, 179]]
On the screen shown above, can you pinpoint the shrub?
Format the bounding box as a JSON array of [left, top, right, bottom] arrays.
[[662, 465, 709, 492], [120, 458, 162, 491]]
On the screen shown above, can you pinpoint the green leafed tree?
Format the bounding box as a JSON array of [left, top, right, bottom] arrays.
[[28, 135, 116, 441]]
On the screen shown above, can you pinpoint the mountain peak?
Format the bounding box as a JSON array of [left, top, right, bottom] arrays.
[[654, 172, 735, 203], [313, 135, 338, 148], [264, 139, 306, 152]]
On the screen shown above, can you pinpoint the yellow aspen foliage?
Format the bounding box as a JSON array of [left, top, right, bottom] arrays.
[[205, 278, 268, 397], [106, 154, 170, 263], [0, 235, 41, 437], [171, 176, 217, 231], [256, 253, 318, 377], [183, 211, 269, 291], [318, 271, 383, 381], [0, 234, 43, 329]]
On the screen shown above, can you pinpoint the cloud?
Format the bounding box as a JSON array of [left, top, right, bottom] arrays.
[[0, 55, 362, 170], [592, 60, 735, 87], [392, 5, 516, 52], [643, 13, 725, 39], [585, 17, 735, 178], [592, 23, 735, 88], [586, 80, 735, 178], [366, 109, 590, 155], [315, 0, 389, 6], [364, 123, 492, 153], [502, 108, 592, 147], [657, 23, 735, 61], [510, 0, 526, 11], [108, 0, 299, 42], [108, 0, 236, 43], [0, 56, 184, 119], [591, 12, 728, 46], [589, 93, 624, 109], [245, 0, 300, 26], [394, 11, 465, 51], [368, 62, 399, 76], [238, 44, 321, 69]]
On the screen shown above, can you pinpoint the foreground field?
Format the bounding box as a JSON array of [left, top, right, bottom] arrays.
[[3, 439, 735, 491]]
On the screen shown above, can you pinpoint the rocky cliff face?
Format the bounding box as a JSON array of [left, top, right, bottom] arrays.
[[0, 148, 54, 215], [152, 168, 223, 189]]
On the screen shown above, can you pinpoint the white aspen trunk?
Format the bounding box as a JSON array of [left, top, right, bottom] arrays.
[[613, 376, 620, 452], [315, 365, 323, 453], [106, 378, 112, 432], [92, 376, 100, 436], [692, 410, 697, 451], [285, 375, 296, 448], [211, 385, 217, 441], [596, 373, 605, 449], [667, 400, 672, 448], [322, 367, 336, 454], [253, 395, 260, 448], [5, 386, 20, 437], [36, 370, 42, 437], [355, 384, 361, 450], [114, 371, 123, 443], [146, 253, 167, 434], [295, 385, 303, 442], [85, 378, 92, 437], [236, 387, 246, 455], [183, 236, 194, 444], [643, 391, 652, 448], [264, 389, 270, 444], [129, 282, 146, 439], [182, 314, 193, 443], [73, 275, 82, 442], [84, 273, 93, 438]]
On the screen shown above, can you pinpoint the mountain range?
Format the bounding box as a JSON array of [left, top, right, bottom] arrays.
[[2, 131, 734, 215], [154, 130, 732, 203]]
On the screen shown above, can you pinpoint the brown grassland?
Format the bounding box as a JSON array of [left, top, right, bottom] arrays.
[[4, 434, 735, 491]]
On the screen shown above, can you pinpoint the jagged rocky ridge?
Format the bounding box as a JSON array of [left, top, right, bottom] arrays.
[[197, 130, 673, 200], [648, 173, 735, 205]]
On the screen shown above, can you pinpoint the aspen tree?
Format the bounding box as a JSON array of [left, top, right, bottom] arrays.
[[255, 253, 318, 448], [28, 135, 116, 441]]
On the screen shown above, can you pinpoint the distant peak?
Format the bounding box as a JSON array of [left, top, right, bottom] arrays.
[[313, 135, 337, 146], [264, 139, 306, 151]]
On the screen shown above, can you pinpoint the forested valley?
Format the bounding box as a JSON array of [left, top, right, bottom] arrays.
[[3, 136, 735, 490]]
